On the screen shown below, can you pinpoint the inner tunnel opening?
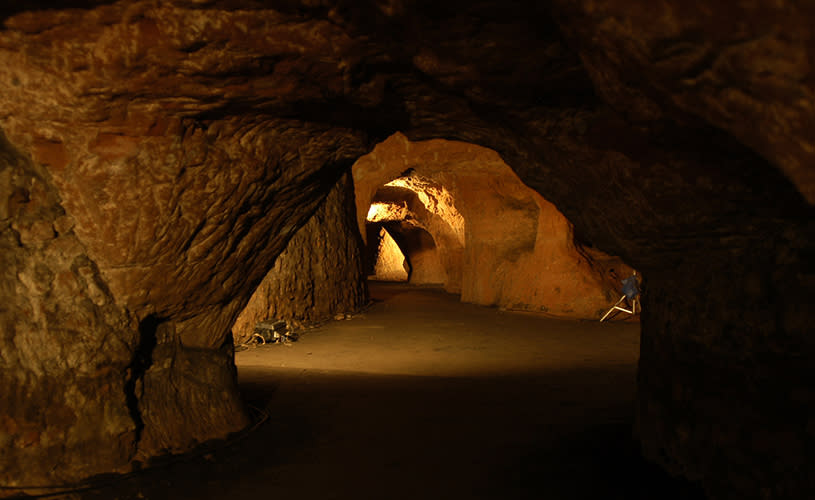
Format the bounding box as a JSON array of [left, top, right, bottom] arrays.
[[364, 175, 456, 286]]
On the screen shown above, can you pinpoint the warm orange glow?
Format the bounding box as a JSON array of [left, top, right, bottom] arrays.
[[372, 227, 408, 281], [384, 177, 464, 245], [366, 201, 409, 223]]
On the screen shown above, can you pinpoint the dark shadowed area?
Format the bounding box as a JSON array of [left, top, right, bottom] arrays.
[[59, 283, 703, 500]]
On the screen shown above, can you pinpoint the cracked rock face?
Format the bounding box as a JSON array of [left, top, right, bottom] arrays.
[[552, 0, 815, 204], [0, 132, 137, 486], [1, 1, 813, 498]]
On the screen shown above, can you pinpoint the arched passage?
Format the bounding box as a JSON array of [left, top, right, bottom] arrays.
[[380, 221, 446, 286], [365, 177, 463, 287], [1, 2, 812, 499], [365, 217, 447, 285], [353, 133, 634, 318]]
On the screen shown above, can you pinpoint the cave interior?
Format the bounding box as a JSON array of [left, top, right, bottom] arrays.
[[1, 1, 814, 499]]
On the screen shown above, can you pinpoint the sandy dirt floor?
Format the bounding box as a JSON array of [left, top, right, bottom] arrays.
[[67, 282, 704, 500]]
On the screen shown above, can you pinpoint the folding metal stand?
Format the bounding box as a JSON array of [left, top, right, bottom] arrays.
[[600, 272, 640, 322]]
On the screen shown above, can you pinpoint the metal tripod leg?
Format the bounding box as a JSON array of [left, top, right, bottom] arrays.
[[600, 295, 627, 322]]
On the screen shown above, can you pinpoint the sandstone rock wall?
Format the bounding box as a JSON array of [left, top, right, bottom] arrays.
[[354, 133, 628, 318], [541, 3, 815, 497], [638, 233, 815, 497], [0, 132, 138, 488], [370, 227, 410, 282], [0, 3, 369, 487], [551, 0, 815, 205], [1, 1, 813, 498], [231, 172, 367, 343]]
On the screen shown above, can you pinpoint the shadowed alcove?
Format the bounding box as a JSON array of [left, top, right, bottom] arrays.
[[1, 1, 813, 499]]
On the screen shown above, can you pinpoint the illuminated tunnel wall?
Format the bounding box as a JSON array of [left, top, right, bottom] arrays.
[[368, 225, 410, 282], [365, 179, 460, 286], [353, 133, 632, 318]]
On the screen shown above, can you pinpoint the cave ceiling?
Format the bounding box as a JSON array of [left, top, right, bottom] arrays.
[[1, 0, 812, 300]]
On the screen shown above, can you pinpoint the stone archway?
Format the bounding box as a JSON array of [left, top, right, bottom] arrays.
[[365, 175, 464, 289], [353, 133, 632, 318], [1, 2, 813, 498], [372, 220, 447, 286]]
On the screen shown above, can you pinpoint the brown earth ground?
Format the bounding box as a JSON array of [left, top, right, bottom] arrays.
[[64, 282, 704, 500]]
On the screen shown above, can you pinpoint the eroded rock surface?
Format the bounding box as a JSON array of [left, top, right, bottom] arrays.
[[0, 2, 369, 488], [231, 172, 366, 343], [370, 226, 410, 282], [354, 133, 628, 318], [0, 132, 137, 488], [1, 1, 813, 498], [552, 0, 815, 205]]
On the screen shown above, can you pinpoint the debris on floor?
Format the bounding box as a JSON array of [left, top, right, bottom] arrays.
[[249, 319, 299, 345]]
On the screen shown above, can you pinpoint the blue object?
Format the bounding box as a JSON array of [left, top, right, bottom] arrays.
[[621, 276, 639, 299]]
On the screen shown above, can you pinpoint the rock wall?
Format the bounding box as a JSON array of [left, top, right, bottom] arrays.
[[354, 134, 628, 318], [231, 173, 367, 343], [0, 132, 138, 488], [370, 227, 410, 282], [0, 3, 369, 488], [1, 1, 813, 498], [638, 231, 815, 497], [551, 0, 815, 205], [541, 3, 815, 498]]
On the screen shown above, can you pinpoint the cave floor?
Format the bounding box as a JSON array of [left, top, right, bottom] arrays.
[[75, 282, 704, 500]]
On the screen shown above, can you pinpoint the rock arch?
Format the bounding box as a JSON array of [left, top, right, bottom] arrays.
[[0, 2, 812, 499], [354, 133, 629, 317]]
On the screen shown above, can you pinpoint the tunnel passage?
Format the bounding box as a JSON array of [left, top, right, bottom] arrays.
[[353, 133, 631, 317], [366, 218, 446, 286], [232, 133, 632, 353], [1, 2, 814, 499], [365, 178, 458, 286], [230, 172, 367, 344]]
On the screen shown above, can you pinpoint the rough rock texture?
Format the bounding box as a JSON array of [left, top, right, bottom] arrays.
[[1, 1, 813, 498], [552, 0, 815, 205], [371, 220, 447, 285], [370, 226, 410, 282], [542, 3, 815, 498], [638, 234, 815, 498], [354, 134, 627, 318], [0, 131, 137, 488], [231, 173, 366, 343], [0, 2, 368, 488]]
